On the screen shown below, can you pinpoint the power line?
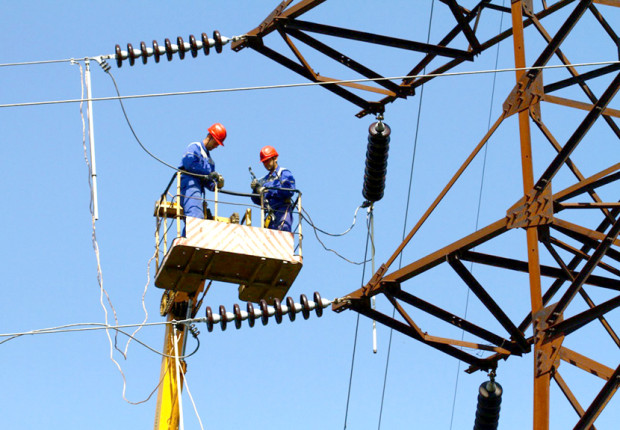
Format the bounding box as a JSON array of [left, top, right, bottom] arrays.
[[1, 60, 617, 109], [0, 57, 86, 67]]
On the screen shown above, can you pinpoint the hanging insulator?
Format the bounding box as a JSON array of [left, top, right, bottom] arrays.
[[473, 379, 503, 430], [362, 121, 391, 203]]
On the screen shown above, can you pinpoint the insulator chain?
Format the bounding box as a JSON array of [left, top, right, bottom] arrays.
[[203, 292, 330, 332], [362, 119, 391, 204], [114, 30, 238, 67]]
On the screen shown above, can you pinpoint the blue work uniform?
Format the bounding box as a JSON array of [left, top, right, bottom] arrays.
[[251, 167, 296, 232], [180, 142, 216, 220]]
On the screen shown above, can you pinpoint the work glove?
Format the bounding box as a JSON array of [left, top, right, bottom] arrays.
[[250, 178, 259, 191], [208, 172, 224, 188]]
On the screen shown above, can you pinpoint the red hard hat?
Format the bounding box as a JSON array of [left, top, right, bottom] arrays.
[[207, 123, 227, 146], [260, 145, 278, 162]]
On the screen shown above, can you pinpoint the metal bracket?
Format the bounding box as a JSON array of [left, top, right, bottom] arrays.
[[533, 305, 564, 377], [503, 72, 543, 118], [506, 185, 554, 229]]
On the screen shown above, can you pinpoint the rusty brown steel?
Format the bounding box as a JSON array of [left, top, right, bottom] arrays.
[[553, 372, 597, 429], [240, 1, 620, 428]]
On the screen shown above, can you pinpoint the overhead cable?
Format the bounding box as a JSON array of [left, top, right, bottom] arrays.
[[1, 60, 618, 109]]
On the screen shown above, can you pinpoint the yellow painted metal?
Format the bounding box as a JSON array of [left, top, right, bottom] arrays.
[[176, 172, 182, 238], [153, 314, 187, 430]]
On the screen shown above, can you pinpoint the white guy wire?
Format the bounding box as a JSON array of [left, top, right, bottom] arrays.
[[179, 366, 206, 430]]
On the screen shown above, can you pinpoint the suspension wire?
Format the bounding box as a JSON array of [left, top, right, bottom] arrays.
[[0, 58, 79, 67], [73, 60, 163, 405], [1, 60, 618, 109], [179, 365, 206, 430], [343, 210, 374, 429], [301, 205, 364, 237], [104, 61, 367, 267], [377, 2, 435, 428], [0, 320, 201, 359], [448, 3, 506, 429], [74, 59, 129, 363]]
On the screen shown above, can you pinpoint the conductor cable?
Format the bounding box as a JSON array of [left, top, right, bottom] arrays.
[[2, 60, 618, 109]]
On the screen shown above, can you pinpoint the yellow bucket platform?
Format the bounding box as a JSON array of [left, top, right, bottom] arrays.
[[154, 216, 303, 304]]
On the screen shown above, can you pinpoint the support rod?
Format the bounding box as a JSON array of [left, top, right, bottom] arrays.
[[84, 59, 99, 220]]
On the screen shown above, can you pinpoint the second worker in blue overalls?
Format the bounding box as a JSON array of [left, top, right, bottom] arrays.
[[250, 145, 296, 232]]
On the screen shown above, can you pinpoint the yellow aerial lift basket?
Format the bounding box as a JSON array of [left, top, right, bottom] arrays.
[[153, 173, 303, 304]]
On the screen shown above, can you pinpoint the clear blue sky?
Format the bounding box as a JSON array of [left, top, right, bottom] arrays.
[[1, 1, 618, 429]]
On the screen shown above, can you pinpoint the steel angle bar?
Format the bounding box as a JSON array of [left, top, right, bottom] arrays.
[[553, 371, 597, 429], [551, 218, 620, 255], [460, 250, 620, 290], [444, 0, 482, 50], [281, 26, 402, 96], [276, 26, 317, 79], [546, 294, 620, 340], [541, 235, 620, 347], [544, 63, 620, 94], [517, 208, 620, 331], [405, 1, 486, 83], [353, 295, 493, 368], [383, 218, 508, 285], [557, 203, 620, 210], [535, 72, 620, 191], [588, 3, 619, 43], [387, 286, 517, 353], [548, 236, 620, 278], [447, 255, 528, 351], [553, 166, 620, 204], [524, 6, 620, 141], [528, 0, 593, 75], [381, 113, 506, 273], [548, 215, 620, 324], [560, 347, 616, 381], [231, 0, 325, 50], [542, 94, 620, 118], [249, 44, 374, 111], [574, 364, 620, 430], [283, 19, 473, 59], [533, 118, 615, 222]]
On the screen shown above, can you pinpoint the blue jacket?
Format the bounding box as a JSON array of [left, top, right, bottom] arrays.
[[180, 142, 216, 194], [251, 166, 296, 231]]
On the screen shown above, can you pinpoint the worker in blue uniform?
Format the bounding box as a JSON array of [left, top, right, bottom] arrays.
[[250, 145, 296, 232], [180, 123, 227, 229]]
